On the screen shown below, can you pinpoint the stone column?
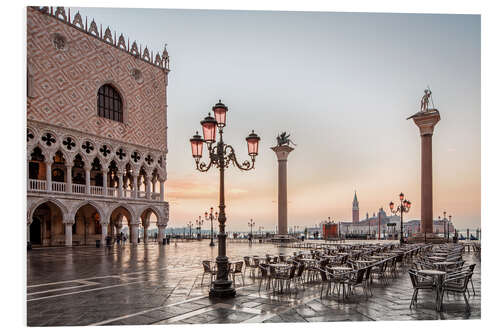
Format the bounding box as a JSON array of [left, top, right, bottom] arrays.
[[102, 163, 108, 196], [101, 223, 108, 246], [66, 163, 72, 193], [27, 220, 31, 243], [145, 174, 151, 200], [160, 179, 165, 201], [152, 175, 157, 193], [117, 171, 124, 198], [411, 110, 440, 234], [158, 224, 167, 243], [46, 161, 52, 191], [271, 145, 295, 235], [132, 171, 139, 199], [130, 222, 139, 244], [85, 165, 91, 194], [64, 221, 73, 247], [143, 222, 149, 242]]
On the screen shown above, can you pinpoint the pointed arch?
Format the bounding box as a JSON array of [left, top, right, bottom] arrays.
[[28, 197, 68, 223], [70, 200, 105, 224]]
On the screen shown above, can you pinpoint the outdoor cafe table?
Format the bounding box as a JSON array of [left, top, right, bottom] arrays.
[[433, 261, 458, 272], [418, 269, 447, 312], [329, 266, 352, 273], [428, 256, 447, 261]]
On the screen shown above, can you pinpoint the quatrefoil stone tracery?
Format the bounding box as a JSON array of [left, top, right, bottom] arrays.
[[82, 141, 94, 154], [41, 133, 56, 146], [100, 145, 111, 157], [62, 137, 76, 150], [131, 151, 141, 163], [27, 130, 34, 142], [116, 148, 126, 160]]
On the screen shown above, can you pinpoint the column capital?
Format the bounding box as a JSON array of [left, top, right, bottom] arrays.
[[271, 145, 295, 161], [409, 109, 441, 136], [63, 219, 74, 225]]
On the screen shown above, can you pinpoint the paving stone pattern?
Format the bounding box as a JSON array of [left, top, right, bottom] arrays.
[[27, 240, 480, 326]]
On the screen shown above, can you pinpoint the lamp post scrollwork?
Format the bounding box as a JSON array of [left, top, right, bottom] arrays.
[[389, 192, 411, 244], [205, 207, 218, 247]]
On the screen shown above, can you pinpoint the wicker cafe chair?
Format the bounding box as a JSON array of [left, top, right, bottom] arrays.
[[201, 260, 216, 286], [293, 263, 306, 291], [442, 271, 473, 312], [243, 256, 253, 277], [408, 269, 434, 308], [230, 261, 245, 286], [258, 264, 270, 292], [345, 268, 369, 298]]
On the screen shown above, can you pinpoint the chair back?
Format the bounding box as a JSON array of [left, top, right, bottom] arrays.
[[289, 265, 296, 279], [296, 263, 305, 278], [355, 268, 366, 284], [253, 258, 260, 267], [234, 261, 243, 273], [202, 260, 212, 273], [259, 264, 269, 278], [243, 256, 251, 267]]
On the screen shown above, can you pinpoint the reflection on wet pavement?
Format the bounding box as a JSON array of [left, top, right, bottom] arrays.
[[27, 240, 480, 326]]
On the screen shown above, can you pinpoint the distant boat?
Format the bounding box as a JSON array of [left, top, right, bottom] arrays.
[[459, 234, 465, 240], [470, 235, 477, 240]]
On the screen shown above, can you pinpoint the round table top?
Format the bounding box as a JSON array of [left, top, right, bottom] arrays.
[[433, 261, 456, 265], [329, 266, 352, 271], [418, 269, 447, 275], [270, 263, 290, 268], [428, 256, 446, 260], [356, 260, 375, 263], [301, 258, 316, 261]]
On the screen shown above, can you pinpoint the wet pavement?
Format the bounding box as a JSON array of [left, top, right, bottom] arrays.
[[27, 240, 480, 326]]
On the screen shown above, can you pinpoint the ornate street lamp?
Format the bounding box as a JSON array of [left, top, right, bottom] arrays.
[[248, 219, 255, 238], [196, 216, 203, 240], [389, 192, 411, 244], [205, 207, 218, 247], [190, 99, 260, 298], [187, 221, 193, 239]]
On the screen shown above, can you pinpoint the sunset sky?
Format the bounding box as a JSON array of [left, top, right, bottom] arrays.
[[74, 7, 480, 231]]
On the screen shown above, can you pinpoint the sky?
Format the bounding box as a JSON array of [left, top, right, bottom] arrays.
[[73, 7, 481, 231]]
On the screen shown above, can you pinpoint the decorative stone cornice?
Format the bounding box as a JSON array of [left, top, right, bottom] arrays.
[[409, 109, 441, 137], [271, 145, 295, 161], [30, 6, 170, 72]]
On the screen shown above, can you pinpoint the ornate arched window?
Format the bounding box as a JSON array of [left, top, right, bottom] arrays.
[[97, 84, 123, 122]]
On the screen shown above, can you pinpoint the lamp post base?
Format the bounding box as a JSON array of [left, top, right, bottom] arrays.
[[209, 280, 236, 298], [209, 240, 215, 247]]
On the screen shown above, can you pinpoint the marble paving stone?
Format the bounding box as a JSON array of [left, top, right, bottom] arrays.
[[27, 241, 481, 326]]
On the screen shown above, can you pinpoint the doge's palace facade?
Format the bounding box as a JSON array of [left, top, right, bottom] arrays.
[[27, 6, 170, 247]]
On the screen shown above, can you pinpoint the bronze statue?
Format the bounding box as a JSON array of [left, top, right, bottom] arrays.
[[276, 132, 296, 146], [420, 88, 432, 113]]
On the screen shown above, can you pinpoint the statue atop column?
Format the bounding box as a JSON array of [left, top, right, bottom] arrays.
[[409, 87, 438, 120], [420, 88, 432, 113], [276, 132, 297, 147]]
